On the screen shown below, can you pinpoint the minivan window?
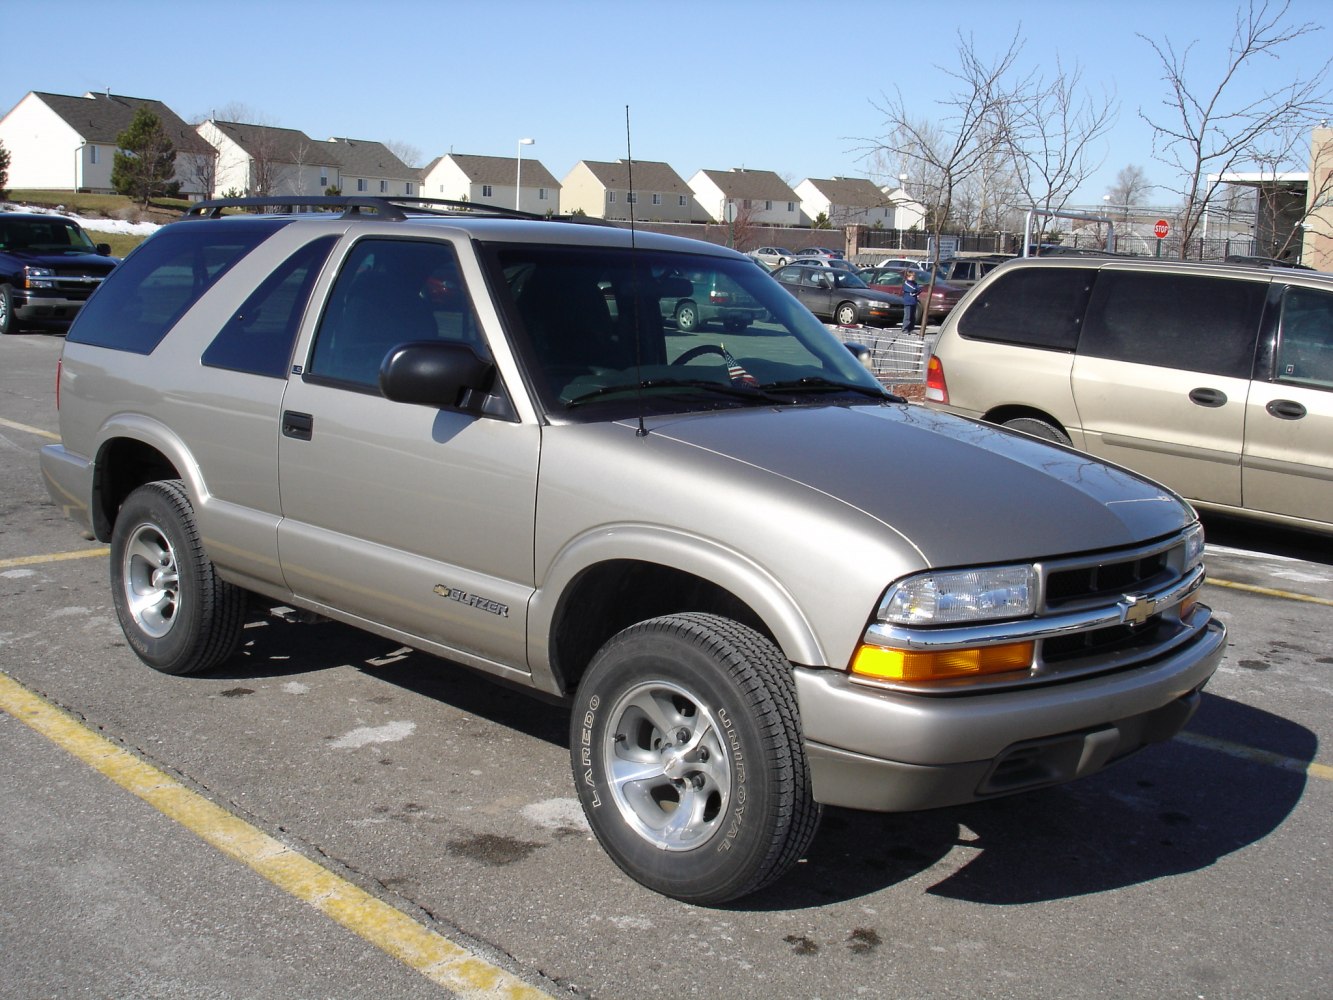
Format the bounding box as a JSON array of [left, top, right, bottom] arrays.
[[956, 267, 1092, 350], [66, 221, 286, 354], [1080, 270, 1266, 379], [1275, 286, 1333, 389]]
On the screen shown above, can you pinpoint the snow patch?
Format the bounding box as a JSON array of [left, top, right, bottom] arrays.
[[328, 720, 415, 749]]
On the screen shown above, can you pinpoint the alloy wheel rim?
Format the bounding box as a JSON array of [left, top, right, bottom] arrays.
[[121, 521, 181, 638], [602, 680, 731, 851]]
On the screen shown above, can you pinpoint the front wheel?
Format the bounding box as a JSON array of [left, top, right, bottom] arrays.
[[0, 285, 17, 335], [110, 480, 246, 675], [570, 613, 821, 905], [834, 302, 858, 326]]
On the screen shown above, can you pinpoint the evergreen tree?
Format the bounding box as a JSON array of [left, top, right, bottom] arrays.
[[112, 109, 176, 206], [0, 139, 10, 200]]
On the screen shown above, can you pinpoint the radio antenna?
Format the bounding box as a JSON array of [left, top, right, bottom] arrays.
[[626, 105, 648, 438]]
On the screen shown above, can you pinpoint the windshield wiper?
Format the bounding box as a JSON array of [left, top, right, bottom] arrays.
[[762, 377, 901, 401], [564, 377, 777, 408]]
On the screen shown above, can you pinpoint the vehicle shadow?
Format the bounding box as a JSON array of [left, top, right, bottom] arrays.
[[208, 612, 1313, 914], [740, 692, 1313, 911], [209, 607, 570, 747], [1201, 512, 1333, 566]]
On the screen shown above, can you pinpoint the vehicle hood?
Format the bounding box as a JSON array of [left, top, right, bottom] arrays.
[[639, 403, 1193, 567], [3, 247, 117, 271]]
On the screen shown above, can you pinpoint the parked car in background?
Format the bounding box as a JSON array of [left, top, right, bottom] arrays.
[[661, 266, 769, 332], [748, 246, 795, 268], [772, 263, 903, 326], [795, 246, 843, 259], [0, 212, 118, 335], [927, 255, 1333, 534], [931, 256, 1008, 288], [875, 256, 931, 272], [860, 266, 967, 320], [791, 256, 859, 273]]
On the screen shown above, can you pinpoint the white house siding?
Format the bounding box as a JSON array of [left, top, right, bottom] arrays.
[[0, 94, 88, 190]]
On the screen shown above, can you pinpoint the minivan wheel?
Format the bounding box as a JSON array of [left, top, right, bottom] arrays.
[[570, 613, 821, 905], [835, 302, 858, 326], [0, 285, 16, 335], [1003, 416, 1072, 446], [110, 480, 246, 675], [674, 301, 701, 332]]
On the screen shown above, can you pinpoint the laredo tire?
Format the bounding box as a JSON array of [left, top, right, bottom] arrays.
[[1002, 415, 1072, 446], [570, 612, 821, 905], [110, 480, 246, 675]]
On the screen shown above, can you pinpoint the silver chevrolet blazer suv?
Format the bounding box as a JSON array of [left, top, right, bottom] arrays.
[[40, 197, 1226, 904]]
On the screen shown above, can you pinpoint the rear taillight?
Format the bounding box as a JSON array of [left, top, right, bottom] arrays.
[[925, 355, 948, 403], [710, 290, 730, 304]]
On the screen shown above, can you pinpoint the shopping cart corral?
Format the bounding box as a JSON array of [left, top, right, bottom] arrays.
[[834, 324, 933, 388]]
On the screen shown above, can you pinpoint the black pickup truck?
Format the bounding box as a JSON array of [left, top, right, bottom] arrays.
[[0, 212, 118, 334]]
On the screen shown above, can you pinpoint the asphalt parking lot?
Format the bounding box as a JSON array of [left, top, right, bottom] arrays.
[[1, 330, 1329, 999]]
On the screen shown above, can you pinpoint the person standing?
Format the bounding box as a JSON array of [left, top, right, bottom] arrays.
[[901, 271, 920, 334]]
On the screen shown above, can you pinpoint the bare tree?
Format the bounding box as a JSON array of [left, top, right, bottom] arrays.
[[863, 30, 1025, 263], [384, 139, 423, 169], [1106, 165, 1153, 217], [1138, 0, 1333, 252], [1005, 59, 1117, 233]]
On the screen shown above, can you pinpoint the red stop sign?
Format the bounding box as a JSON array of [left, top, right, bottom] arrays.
[[1153, 219, 1170, 239]]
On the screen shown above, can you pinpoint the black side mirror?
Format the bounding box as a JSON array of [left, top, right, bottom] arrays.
[[380, 341, 496, 410], [96, 243, 112, 256]]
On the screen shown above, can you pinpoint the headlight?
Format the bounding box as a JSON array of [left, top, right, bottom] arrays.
[[23, 266, 56, 289], [878, 564, 1038, 626], [1183, 523, 1205, 572]]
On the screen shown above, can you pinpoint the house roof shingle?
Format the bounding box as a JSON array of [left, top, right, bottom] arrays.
[[802, 176, 889, 208], [36, 90, 214, 156], [697, 168, 799, 201], [324, 137, 412, 177], [207, 121, 341, 167], [440, 153, 560, 189], [578, 159, 690, 193]]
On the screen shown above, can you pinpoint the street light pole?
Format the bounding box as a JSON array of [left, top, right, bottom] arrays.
[[516, 138, 534, 210]]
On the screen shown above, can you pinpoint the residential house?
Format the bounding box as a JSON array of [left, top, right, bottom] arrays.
[[881, 184, 927, 230], [796, 176, 894, 228], [196, 120, 341, 198], [561, 159, 695, 221], [419, 153, 560, 213], [324, 137, 416, 198], [687, 169, 801, 226], [0, 90, 216, 196]]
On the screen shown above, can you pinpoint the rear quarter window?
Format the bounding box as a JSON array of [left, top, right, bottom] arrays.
[[1080, 270, 1266, 379], [66, 221, 286, 354], [956, 267, 1093, 350]]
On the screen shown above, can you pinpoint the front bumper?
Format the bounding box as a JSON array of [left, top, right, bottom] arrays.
[[795, 615, 1226, 812], [15, 290, 92, 326]]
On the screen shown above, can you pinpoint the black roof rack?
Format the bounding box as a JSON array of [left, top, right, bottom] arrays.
[[183, 195, 618, 226]]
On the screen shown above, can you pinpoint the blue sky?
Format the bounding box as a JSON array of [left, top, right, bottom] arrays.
[[7, 0, 1331, 205]]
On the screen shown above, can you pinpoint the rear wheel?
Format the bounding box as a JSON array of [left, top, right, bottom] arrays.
[[674, 300, 701, 332], [110, 480, 246, 675], [1002, 416, 1072, 446], [570, 613, 821, 904], [0, 285, 17, 335]]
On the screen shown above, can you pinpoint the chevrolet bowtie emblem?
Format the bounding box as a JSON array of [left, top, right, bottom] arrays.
[[1121, 594, 1157, 625]]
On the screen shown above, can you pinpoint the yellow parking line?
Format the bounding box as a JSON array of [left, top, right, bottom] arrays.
[[0, 548, 108, 570], [1176, 730, 1333, 782], [0, 416, 59, 441], [1206, 577, 1333, 608], [0, 672, 557, 1000]]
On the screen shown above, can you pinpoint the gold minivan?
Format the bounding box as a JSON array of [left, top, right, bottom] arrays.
[[926, 257, 1333, 534]]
